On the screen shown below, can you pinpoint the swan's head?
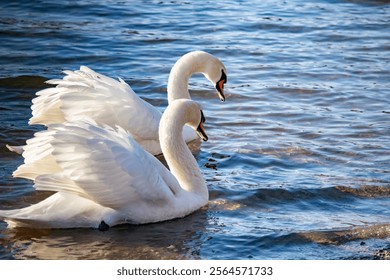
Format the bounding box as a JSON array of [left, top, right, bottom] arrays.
[[186, 103, 208, 142], [177, 99, 208, 142], [168, 51, 228, 103], [202, 55, 227, 102]]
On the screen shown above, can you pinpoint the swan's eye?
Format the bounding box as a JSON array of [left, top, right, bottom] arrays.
[[200, 110, 206, 124]]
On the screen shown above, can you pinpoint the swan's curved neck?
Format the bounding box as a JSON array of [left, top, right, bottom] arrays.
[[167, 52, 209, 104], [159, 107, 207, 199]]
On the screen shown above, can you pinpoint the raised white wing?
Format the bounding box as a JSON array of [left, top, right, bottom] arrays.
[[30, 66, 163, 154], [23, 121, 182, 210]]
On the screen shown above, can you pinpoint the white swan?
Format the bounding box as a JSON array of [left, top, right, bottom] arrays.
[[0, 99, 209, 229], [25, 51, 227, 155]]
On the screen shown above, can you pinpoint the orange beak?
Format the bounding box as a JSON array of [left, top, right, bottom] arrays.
[[217, 79, 225, 102], [216, 70, 227, 102], [196, 122, 208, 141]]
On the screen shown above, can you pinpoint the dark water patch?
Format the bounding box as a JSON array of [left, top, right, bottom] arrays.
[[222, 185, 390, 212], [0, 76, 47, 89], [342, 0, 390, 6], [250, 187, 355, 205]]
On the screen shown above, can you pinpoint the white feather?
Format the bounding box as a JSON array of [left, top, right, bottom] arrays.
[[0, 100, 208, 229], [26, 51, 226, 155]]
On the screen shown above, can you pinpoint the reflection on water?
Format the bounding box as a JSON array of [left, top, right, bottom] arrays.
[[2, 209, 209, 260], [1, 0, 390, 259]]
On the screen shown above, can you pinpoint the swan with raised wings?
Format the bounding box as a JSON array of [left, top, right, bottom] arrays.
[[25, 51, 227, 155], [0, 99, 209, 229]]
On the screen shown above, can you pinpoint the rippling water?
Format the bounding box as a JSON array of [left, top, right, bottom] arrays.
[[0, 0, 389, 260]]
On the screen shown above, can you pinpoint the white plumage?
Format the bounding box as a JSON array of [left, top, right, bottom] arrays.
[[0, 99, 209, 229], [27, 51, 227, 155]]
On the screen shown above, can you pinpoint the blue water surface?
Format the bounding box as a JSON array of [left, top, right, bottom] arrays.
[[0, 0, 389, 259]]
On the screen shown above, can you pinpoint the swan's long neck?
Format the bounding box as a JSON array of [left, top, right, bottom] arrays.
[[159, 104, 208, 199], [167, 51, 211, 104]]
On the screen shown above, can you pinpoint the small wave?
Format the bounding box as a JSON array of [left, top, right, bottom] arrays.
[[292, 224, 390, 246], [255, 224, 390, 247], [335, 185, 390, 198], [242, 185, 390, 206], [250, 187, 345, 205]]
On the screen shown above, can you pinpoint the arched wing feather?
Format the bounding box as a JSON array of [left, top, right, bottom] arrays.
[[37, 121, 180, 209], [30, 66, 162, 146]]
